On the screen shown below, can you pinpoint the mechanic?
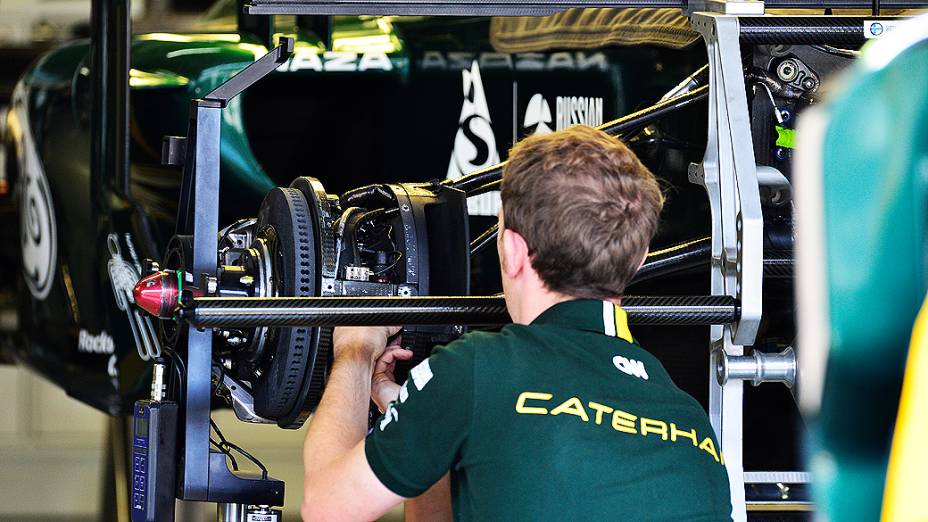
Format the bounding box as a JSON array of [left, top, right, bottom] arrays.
[[301, 125, 732, 521]]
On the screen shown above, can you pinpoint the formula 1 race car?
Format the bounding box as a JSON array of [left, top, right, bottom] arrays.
[[4, 0, 918, 519]]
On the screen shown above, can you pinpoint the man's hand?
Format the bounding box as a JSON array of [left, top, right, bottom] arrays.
[[372, 339, 414, 413], [332, 325, 402, 364]]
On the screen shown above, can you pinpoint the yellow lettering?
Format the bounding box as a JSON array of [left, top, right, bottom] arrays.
[[612, 409, 637, 434], [515, 391, 552, 415], [640, 418, 668, 440], [670, 423, 699, 446], [550, 397, 589, 422], [699, 437, 720, 462], [588, 402, 614, 425]]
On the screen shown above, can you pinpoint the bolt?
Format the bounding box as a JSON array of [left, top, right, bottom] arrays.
[[801, 76, 817, 91], [777, 60, 798, 82]]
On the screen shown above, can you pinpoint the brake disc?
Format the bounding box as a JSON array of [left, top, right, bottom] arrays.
[[250, 187, 323, 427]]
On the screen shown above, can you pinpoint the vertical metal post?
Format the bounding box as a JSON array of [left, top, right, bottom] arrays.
[[217, 503, 246, 522], [690, 10, 765, 521], [90, 0, 131, 209], [178, 103, 222, 500]]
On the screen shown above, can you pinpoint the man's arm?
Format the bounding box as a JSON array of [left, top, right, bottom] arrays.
[[301, 328, 405, 522], [370, 348, 452, 522], [406, 473, 452, 522]]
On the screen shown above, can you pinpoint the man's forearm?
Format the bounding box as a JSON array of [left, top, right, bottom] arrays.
[[304, 350, 373, 475]]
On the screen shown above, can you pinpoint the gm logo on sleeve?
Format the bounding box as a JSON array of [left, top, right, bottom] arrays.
[[613, 355, 649, 380]]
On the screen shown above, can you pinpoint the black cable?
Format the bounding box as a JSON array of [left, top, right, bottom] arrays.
[[222, 441, 269, 480], [159, 347, 186, 402], [211, 438, 239, 470], [371, 251, 404, 276], [210, 414, 269, 479], [812, 44, 859, 58]]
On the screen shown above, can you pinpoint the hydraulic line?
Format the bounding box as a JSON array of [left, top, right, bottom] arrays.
[[470, 222, 499, 255], [633, 237, 712, 284], [180, 295, 739, 328], [446, 84, 709, 195], [469, 231, 793, 282]]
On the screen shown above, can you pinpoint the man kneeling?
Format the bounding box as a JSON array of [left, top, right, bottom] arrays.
[[302, 125, 732, 521]]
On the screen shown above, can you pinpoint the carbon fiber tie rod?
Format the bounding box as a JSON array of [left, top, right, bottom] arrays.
[[180, 295, 738, 328]]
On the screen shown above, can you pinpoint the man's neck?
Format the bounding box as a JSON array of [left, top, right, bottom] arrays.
[[509, 288, 574, 325]]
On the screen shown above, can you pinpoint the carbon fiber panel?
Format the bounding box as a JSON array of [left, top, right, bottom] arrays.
[[738, 16, 908, 45], [182, 295, 738, 327]]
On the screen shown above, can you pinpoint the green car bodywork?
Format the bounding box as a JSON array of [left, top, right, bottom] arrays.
[[7, 7, 707, 414]]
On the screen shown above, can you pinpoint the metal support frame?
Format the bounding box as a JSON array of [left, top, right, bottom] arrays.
[[244, 0, 928, 15], [175, 39, 294, 504], [690, 10, 765, 521], [90, 0, 131, 206]]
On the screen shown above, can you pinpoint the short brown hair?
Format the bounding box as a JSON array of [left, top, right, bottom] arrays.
[[501, 125, 664, 299]]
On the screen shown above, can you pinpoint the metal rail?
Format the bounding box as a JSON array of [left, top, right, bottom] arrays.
[[245, 0, 928, 15], [180, 295, 739, 328], [738, 16, 912, 45]]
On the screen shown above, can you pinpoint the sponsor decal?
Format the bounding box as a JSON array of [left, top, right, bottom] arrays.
[[515, 391, 725, 465], [277, 49, 394, 72], [107, 354, 118, 380], [523, 93, 553, 135], [613, 355, 649, 380], [446, 61, 502, 216], [78, 329, 115, 354], [864, 20, 903, 39], [524, 93, 604, 135], [421, 51, 607, 72], [107, 233, 162, 361], [13, 86, 57, 300], [556, 96, 604, 129]]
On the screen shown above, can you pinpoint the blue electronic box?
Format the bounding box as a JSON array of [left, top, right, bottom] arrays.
[[131, 400, 178, 522]]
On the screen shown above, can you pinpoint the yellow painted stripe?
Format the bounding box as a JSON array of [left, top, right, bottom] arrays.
[[882, 292, 928, 521], [615, 306, 633, 344]]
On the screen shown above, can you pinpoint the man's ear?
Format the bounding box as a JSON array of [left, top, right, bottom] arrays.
[[501, 228, 530, 278]]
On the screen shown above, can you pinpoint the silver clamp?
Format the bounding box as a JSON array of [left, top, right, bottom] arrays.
[[717, 346, 797, 388]]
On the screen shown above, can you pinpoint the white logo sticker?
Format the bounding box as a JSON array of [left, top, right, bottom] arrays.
[[277, 49, 394, 72], [523, 94, 553, 135], [524, 94, 604, 136], [107, 233, 162, 361], [14, 85, 57, 300], [864, 20, 903, 39], [613, 355, 649, 380], [445, 61, 502, 216], [78, 329, 115, 354]]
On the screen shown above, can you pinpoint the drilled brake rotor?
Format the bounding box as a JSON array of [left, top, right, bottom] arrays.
[[250, 187, 324, 428]]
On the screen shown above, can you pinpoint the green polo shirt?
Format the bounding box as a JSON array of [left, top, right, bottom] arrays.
[[365, 299, 732, 521]]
